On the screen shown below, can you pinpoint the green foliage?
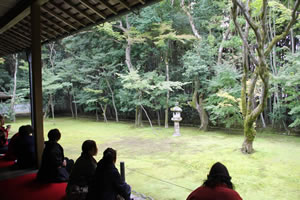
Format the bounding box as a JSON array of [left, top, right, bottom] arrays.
[[118, 69, 187, 111], [206, 64, 242, 128], [273, 51, 300, 128]]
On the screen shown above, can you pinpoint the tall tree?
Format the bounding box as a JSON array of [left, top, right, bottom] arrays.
[[231, 0, 300, 153]]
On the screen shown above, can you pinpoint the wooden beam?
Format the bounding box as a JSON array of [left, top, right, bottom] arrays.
[[97, 0, 118, 15], [64, 0, 96, 23], [41, 14, 70, 34], [49, 2, 85, 27], [16, 20, 48, 41], [0, 48, 11, 55], [9, 27, 32, 42], [1, 32, 29, 49], [0, 38, 18, 51], [30, 0, 44, 168], [10, 19, 47, 43], [79, 0, 106, 19], [0, 0, 49, 34], [42, 6, 77, 30], [40, 24, 58, 39], [116, 0, 131, 10], [3, 31, 30, 47]]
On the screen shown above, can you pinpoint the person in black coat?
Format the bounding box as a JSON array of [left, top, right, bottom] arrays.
[[87, 148, 131, 200], [66, 140, 98, 200], [14, 125, 36, 168], [37, 129, 74, 182]]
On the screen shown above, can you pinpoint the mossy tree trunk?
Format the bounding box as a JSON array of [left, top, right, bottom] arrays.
[[189, 79, 208, 131], [232, 0, 300, 153]]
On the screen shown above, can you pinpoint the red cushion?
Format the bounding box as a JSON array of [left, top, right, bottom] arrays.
[[0, 173, 67, 200]]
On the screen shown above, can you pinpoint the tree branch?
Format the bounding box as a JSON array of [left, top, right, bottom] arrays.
[[231, 3, 259, 66], [264, 0, 300, 56], [261, 0, 268, 44], [232, 0, 261, 43]]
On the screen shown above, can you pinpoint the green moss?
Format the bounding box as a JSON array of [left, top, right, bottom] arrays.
[[8, 117, 300, 200]]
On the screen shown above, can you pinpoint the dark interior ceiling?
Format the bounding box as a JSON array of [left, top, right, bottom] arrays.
[[0, 0, 160, 57]]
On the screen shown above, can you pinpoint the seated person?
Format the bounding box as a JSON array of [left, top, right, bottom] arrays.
[[0, 114, 10, 154], [87, 148, 131, 200], [37, 129, 74, 182], [14, 125, 36, 168], [4, 131, 20, 161], [186, 162, 242, 200], [66, 140, 98, 200]]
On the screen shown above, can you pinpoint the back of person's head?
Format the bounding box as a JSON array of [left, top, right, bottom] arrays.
[[203, 162, 234, 189], [0, 114, 3, 120], [82, 140, 97, 156], [48, 129, 61, 141], [103, 147, 116, 164], [19, 125, 33, 136]]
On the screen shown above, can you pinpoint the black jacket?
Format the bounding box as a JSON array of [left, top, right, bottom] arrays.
[[87, 159, 131, 200], [14, 134, 35, 168], [37, 141, 69, 182], [68, 152, 97, 187]]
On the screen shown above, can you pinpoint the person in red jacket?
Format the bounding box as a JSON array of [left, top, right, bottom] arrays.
[[187, 162, 242, 200]]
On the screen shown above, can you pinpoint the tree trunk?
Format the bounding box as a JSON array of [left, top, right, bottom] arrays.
[[105, 78, 118, 122], [141, 105, 153, 129], [50, 93, 55, 120], [73, 92, 78, 119], [11, 54, 18, 122], [260, 113, 266, 128], [198, 96, 208, 131], [217, 26, 231, 64], [138, 106, 143, 127], [44, 97, 51, 119], [100, 103, 108, 122], [96, 108, 99, 121], [156, 110, 161, 127], [189, 79, 208, 131], [242, 118, 256, 154], [69, 91, 74, 118], [164, 57, 169, 129], [180, 0, 201, 39], [135, 106, 139, 127]]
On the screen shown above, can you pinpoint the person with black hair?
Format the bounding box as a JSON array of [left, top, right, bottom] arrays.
[[37, 129, 74, 182], [187, 162, 242, 200], [87, 147, 131, 200], [14, 125, 36, 168], [66, 140, 98, 200]]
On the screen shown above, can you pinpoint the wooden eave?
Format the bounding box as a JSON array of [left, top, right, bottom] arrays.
[[0, 0, 161, 57]]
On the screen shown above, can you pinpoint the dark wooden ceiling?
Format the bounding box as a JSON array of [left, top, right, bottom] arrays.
[[0, 0, 160, 57]]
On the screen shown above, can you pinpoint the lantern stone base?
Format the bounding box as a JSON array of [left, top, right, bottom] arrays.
[[172, 121, 181, 136]]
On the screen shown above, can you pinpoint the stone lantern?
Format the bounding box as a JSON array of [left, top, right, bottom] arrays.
[[171, 102, 182, 136]]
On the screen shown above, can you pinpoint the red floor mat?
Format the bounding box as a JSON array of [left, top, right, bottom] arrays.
[[0, 173, 67, 200], [0, 156, 14, 168]]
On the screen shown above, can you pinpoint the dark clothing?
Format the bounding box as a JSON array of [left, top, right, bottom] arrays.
[[37, 141, 73, 182], [68, 152, 97, 187], [5, 133, 19, 160], [187, 185, 242, 200], [87, 159, 131, 200], [66, 152, 97, 200], [14, 134, 35, 168]]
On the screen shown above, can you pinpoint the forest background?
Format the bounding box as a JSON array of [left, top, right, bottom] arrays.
[[0, 0, 300, 153]]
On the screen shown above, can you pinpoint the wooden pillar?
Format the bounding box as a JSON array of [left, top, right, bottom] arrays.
[[30, 0, 44, 168]]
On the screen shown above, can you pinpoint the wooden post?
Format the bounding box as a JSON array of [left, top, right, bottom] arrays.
[[120, 161, 125, 182], [30, 0, 44, 168]]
